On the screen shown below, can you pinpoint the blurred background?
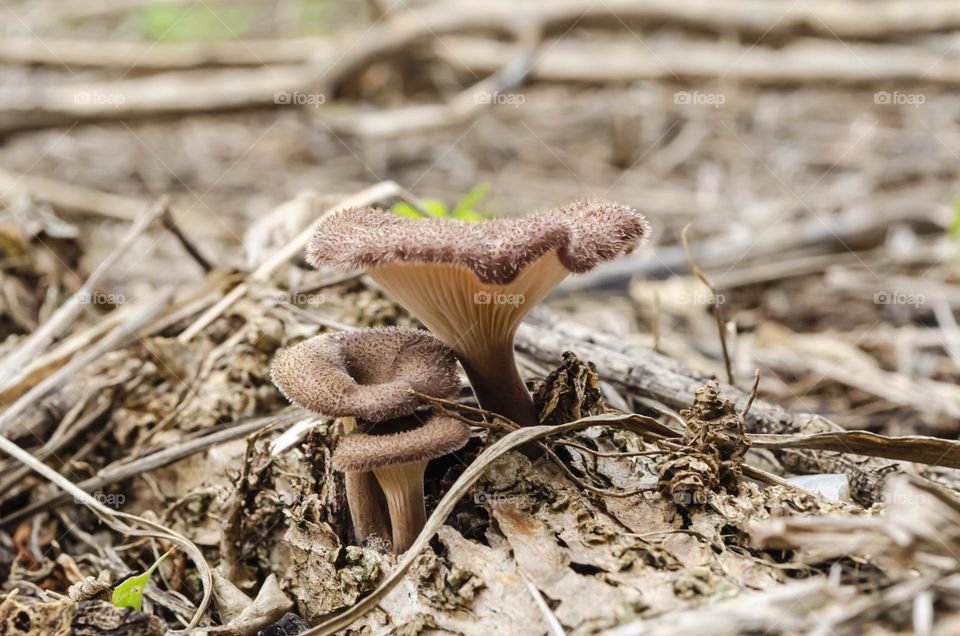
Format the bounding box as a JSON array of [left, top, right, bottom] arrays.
[[1, 0, 958, 438]]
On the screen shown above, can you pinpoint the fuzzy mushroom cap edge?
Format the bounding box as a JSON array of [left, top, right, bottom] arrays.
[[332, 414, 471, 472], [306, 199, 650, 285], [270, 327, 459, 422]]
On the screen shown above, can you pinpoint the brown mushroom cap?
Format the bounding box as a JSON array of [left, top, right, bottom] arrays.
[[331, 414, 471, 473], [270, 327, 459, 422], [307, 200, 649, 285], [306, 200, 648, 429]]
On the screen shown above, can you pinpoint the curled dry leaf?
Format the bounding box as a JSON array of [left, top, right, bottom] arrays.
[[67, 574, 113, 602], [752, 474, 960, 572], [201, 574, 292, 636], [0, 589, 166, 636], [750, 429, 960, 469], [532, 350, 606, 426], [657, 380, 749, 506]]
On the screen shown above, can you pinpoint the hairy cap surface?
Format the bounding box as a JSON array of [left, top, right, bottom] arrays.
[[307, 200, 649, 285], [332, 414, 471, 472], [270, 327, 459, 422]]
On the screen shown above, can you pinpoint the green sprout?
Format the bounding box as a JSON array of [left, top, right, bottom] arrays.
[[112, 549, 174, 612], [391, 183, 493, 222], [136, 3, 254, 42], [949, 195, 960, 242]]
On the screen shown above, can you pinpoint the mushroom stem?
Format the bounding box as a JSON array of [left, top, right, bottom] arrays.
[[341, 416, 358, 435], [341, 417, 391, 543], [458, 342, 537, 428], [372, 460, 428, 553], [344, 472, 391, 543]]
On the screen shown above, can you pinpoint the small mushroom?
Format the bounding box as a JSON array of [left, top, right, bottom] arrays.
[[307, 200, 649, 427], [270, 326, 459, 424], [270, 326, 459, 544], [332, 413, 470, 553]]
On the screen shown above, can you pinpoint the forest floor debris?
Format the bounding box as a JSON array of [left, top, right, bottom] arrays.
[[3, 0, 960, 633]]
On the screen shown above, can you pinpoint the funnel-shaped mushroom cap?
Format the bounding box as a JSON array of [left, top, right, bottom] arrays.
[[306, 201, 649, 357], [331, 414, 471, 473], [308, 200, 648, 429], [307, 200, 649, 284], [271, 327, 459, 422]]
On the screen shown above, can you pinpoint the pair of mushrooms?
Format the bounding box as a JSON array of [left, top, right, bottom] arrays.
[[272, 327, 468, 552], [272, 200, 649, 552]]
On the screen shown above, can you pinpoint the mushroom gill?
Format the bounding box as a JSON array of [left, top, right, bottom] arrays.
[[332, 413, 471, 553], [307, 200, 649, 427], [270, 326, 459, 545]]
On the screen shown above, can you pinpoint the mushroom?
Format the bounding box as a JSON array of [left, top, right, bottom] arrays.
[[332, 413, 470, 552], [306, 200, 649, 427], [270, 326, 459, 544]]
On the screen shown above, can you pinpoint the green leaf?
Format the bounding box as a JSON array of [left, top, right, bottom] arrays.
[[451, 208, 484, 222], [390, 184, 495, 222], [391, 202, 424, 220], [112, 549, 174, 612], [296, 0, 337, 35], [137, 3, 254, 42], [950, 196, 960, 241], [420, 199, 449, 218], [391, 199, 450, 220], [452, 182, 491, 221]]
